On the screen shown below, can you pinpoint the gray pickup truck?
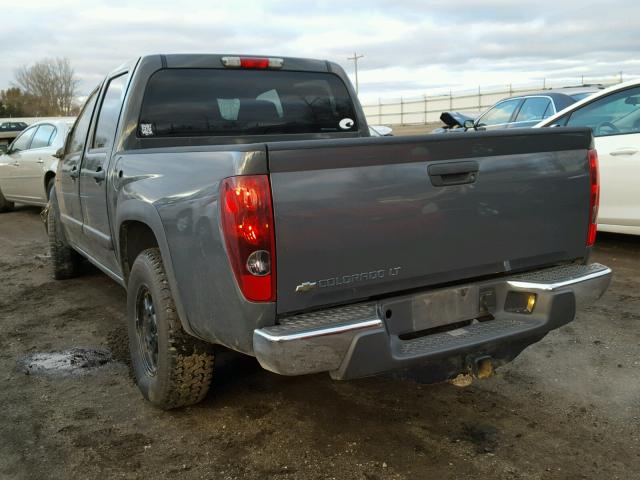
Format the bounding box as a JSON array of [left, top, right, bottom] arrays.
[[47, 54, 611, 409]]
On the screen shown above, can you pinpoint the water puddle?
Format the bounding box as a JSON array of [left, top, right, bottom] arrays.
[[21, 348, 114, 376]]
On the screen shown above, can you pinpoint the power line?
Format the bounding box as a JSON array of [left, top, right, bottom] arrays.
[[347, 52, 364, 94]]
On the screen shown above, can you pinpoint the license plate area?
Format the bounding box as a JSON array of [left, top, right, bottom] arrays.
[[380, 285, 480, 336]]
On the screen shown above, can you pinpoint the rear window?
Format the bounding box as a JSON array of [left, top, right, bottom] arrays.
[[138, 69, 358, 137]]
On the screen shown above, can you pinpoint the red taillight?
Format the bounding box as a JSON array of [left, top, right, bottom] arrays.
[[587, 149, 599, 246], [220, 175, 276, 302]]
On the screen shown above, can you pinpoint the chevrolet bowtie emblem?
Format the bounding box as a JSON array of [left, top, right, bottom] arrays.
[[295, 282, 317, 293]]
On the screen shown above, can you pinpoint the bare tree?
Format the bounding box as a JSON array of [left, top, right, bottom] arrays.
[[13, 57, 79, 116]]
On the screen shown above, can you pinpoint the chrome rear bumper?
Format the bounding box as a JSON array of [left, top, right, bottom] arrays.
[[254, 263, 611, 378]]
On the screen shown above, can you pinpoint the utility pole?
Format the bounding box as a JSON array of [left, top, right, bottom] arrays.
[[347, 52, 364, 94]]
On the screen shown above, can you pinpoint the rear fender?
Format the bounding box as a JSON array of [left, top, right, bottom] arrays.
[[115, 199, 199, 339]]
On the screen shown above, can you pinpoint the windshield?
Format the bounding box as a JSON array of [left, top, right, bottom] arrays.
[[139, 69, 358, 137]]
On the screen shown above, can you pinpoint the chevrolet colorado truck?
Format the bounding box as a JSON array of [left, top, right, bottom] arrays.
[[48, 54, 612, 409]]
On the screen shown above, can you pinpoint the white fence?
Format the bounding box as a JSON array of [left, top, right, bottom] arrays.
[[362, 76, 629, 125]]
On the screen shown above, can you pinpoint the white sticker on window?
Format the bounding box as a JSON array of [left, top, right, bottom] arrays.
[[339, 118, 354, 130], [140, 123, 154, 136]]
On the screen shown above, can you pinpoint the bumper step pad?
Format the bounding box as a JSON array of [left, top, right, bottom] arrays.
[[254, 263, 611, 377]]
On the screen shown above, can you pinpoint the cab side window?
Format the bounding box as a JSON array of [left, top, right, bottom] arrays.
[[10, 126, 36, 152], [93, 74, 127, 150], [30, 124, 56, 149], [477, 99, 520, 127], [67, 90, 98, 155]]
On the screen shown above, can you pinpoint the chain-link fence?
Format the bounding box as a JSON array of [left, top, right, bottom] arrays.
[[362, 74, 632, 125]]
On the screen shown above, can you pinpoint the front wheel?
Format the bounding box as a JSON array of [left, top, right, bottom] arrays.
[[47, 183, 82, 279], [127, 248, 215, 409]]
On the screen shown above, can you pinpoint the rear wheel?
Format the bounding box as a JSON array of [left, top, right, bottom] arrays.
[[127, 248, 215, 409], [47, 182, 82, 279], [0, 186, 14, 212]]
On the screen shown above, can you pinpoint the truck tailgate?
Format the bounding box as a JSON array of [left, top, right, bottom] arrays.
[[268, 129, 593, 314]]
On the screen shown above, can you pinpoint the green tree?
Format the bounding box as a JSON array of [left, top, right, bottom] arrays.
[[0, 87, 42, 117]]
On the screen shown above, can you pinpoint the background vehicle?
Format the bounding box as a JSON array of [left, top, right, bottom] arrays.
[[537, 79, 640, 235], [434, 87, 602, 133], [48, 54, 610, 410], [0, 120, 73, 211], [0, 121, 28, 132]]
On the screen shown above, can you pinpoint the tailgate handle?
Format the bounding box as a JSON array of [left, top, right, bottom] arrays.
[[428, 161, 479, 186]]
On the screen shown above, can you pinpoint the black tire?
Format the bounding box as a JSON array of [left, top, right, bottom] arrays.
[[47, 182, 82, 279], [127, 248, 214, 409], [0, 186, 14, 212], [46, 178, 55, 201]]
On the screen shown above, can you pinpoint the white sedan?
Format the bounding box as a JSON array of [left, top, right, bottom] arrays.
[[536, 80, 640, 235], [0, 120, 73, 211]]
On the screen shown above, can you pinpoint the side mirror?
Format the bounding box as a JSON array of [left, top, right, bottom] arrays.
[[463, 119, 476, 130], [53, 147, 65, 159], [370, 125, 393, 136]]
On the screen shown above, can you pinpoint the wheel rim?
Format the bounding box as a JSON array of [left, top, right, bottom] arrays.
[[135, 286, 158, 376]]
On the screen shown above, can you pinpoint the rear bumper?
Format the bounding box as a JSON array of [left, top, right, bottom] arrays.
[[253, 263, 611, 380]]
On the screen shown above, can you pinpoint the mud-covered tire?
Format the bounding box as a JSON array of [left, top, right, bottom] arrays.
[[127, 248, 214, 409], [0, 186, 14, 212], [47, 183, 82, 280]]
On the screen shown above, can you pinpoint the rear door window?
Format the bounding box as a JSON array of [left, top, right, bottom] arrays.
[[93, 74, 128, 149], [515, 97, 553, 122], [30, 124, 56, 149], [138, 69, 358, 137]]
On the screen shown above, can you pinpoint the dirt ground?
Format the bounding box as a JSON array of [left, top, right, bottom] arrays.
[[0, 206, 639, 480]]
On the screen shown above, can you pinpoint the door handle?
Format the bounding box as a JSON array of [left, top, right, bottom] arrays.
[[610, 148, 638, 156], [37, 158, 44, 164], [69, 166, 79, 179], [85, 166, 106, 183], [428, 161, 479, 186]]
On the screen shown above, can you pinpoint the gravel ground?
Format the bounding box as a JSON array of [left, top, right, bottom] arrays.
[[0, 206, 638, 480]]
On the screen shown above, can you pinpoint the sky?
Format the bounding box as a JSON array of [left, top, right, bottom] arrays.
[[1, 0, 639, 104]]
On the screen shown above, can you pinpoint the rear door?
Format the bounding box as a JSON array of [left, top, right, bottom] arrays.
[[77, 72, 129, 272], [268, 130, 593, 313]]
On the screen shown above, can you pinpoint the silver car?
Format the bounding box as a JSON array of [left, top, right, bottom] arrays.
[[0, 119, 73, 210]]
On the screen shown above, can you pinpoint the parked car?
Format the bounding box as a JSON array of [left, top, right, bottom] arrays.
[[433, 87, 603, 133], [536, 79, 640, 235], [47, 54, 610, 409], [0, 120, 73, 211], [0, 121, 28, 133]]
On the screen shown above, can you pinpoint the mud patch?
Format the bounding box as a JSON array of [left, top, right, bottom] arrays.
[[20, 348, 114, 376]]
